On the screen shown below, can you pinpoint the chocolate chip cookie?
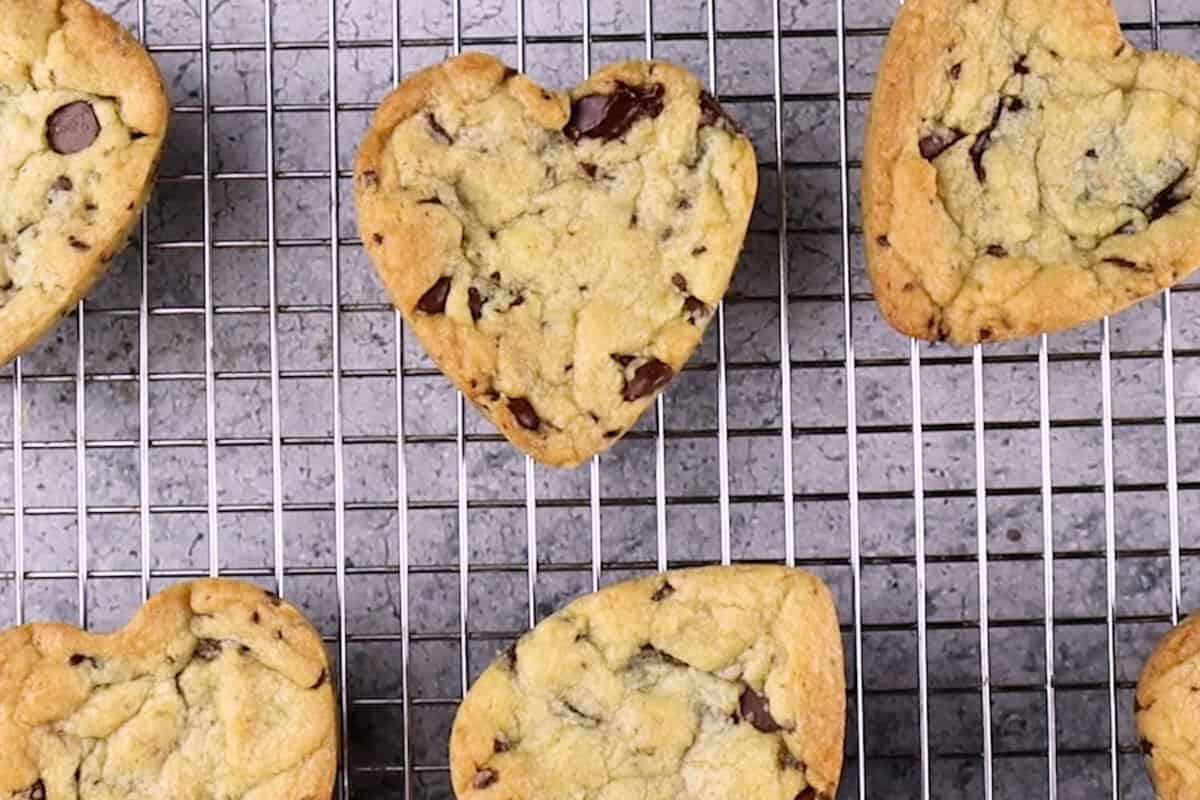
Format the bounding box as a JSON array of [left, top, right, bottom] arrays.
[[355, 53, 757, 467], [0, 0, 169, 366], [864, 0, 1200, 345], [1137, 614, 1200, 800], [449, 565, 845, 799], [0, 579, 337, 799]]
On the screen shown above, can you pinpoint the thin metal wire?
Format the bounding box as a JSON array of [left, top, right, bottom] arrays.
[[75, 309, 87, 627], [326, 0, 351, 794], [909, 339, 931, 800], [136, 0, 151, 605], [1100, 319, 1120, 798], [973, 345, 994, 798], [200, 0, 219, 579], [12, 359, 23, 626], [1038, 336, 1059, 799], [834, 0, 867, 793]]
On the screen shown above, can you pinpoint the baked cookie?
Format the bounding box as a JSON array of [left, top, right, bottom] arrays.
[[1137, 613, 1200, 800], [864, 0, 1200, 345], [0, 0, 169, 367], [449, 565, 845, 800], [0, 579, 337, 800], [355, 53, 757, 467]]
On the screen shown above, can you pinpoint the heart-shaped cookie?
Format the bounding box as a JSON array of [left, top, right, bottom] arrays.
[[0, 0, 169, 367], [355, 53, 757, 467], [0, 579, 337, 799], [449, 566, 846, 799], [864, 0, 1200, 344]]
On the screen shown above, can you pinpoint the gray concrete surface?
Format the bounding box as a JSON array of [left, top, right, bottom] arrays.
[[1, 0, 1197, 797]]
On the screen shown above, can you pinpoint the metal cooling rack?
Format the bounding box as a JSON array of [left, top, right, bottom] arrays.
[[3, 0, 1199, 797]]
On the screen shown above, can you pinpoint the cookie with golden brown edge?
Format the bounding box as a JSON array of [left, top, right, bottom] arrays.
[[449, 565, 845, 800], [0, 0, 169, 367], [1137, 613, 1200, 800], [354, 53, 757, 467], [864, 0, 1200, 345], [0, 579, 337, 800]]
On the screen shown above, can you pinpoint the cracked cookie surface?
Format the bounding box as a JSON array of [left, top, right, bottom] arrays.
[[864, 0, 1200, 345], [0, 579, 337, 800], [449, 566, 845, 800], [1138, 614, 1200, 800], [0, 0, 168, 366], [354, 53, 757, 467]]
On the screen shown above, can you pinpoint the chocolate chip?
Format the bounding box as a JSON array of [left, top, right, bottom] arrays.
[[54, 175, 73, 191], [508, 397, 540, 431], [195, 639, 222, 661], [68, 236, 90, 250], [738, 687, 783, 733], [473, 769, 498, 789], [691, 246, 707, 256], [417, 196, 443, 206], [311, 669, 328, 689], [678, 198, 692, 210], [580, 162, 598, 179], [372, 233, 384, 244], [671, 273, 688, 292], [969, 97, 1022, 182], [876, 235, 890, 248], [1103, 256, 1150, 273], [660, 227, 673, 241], [238, 644, 252, 656], [1085, 149, 1098, 159], [979, 327, 993, 341], [698, 89, 743, 133], [69, 654, 97, 667], [1014, 56, 1030, 75], [918, 129, 966, 161], [427, 113, 454, 144], [564, 82, 665, 142], [1141, 738, 1154, 756], [949, 63, 962, 80], [494, 738, 511, 753], [1145, 169, 1191, 222], [986, 245, 1007, 258], [509, 295, 525, 308], [416, 276, 452, 314], [47, 101, 100, 154], [683, 296, 709, 323], [622, 359, 674, 401], [1007, 97, 1026, 113], [468, 287, 484, 321], [611, 353, 635, 367], [251, 611, 261, 624], [651, 581, 675, 601]]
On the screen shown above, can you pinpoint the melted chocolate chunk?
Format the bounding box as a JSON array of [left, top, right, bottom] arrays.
[[564, 82, 665, 142], [69, 654, 97, 668], [1141, 738, 1154, 756], [580, 162, 599, 179], [1014, 56, 1030, 75], [738, 687, 783, 733], [251, 611, 261, 624], [415, 276, 452, 314], [68, 236, 90, 250], [698, 90, 742, 133], [468, 287, 484, 321], [986, 245, 1007, 258], [691, 246, 708, 256], [969, 102, 1004, 182], [671, 273, 688, 292], [622, 359, 673, 401], [1085, 148, 1099, 159], [1145, 169, 1191, 222], [54, 175, 73, 191], [508, 397, 540, 430], [494, 738, 511, 753], [651, 581, 675, 601], [683, 296, 709, 324], [195, 638, 222, 661], [1103, 256, 1149, 272], [427, 113, 454, 145], [918, 129, 966, 161], [473, 769, 499, 790], [47, 101, 100, 154]]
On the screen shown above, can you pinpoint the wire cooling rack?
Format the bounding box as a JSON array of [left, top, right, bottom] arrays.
[[4, 0, 1200, 797]]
